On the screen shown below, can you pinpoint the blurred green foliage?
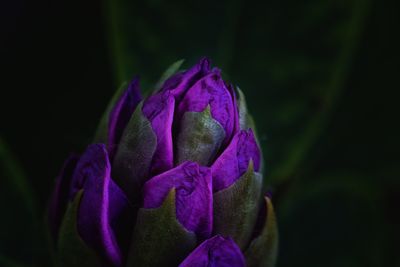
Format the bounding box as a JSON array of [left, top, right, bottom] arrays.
[[1, 0, 399, 266]]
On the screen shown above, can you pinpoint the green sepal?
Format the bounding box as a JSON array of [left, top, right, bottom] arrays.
[[93, 81, 129, 143], [236, 87, 264, 172], [154, 59, 185, 91], [112, 101, 157, 204], [175, 106, 225, 166], [245, 197, 279, 267], [126, 189, 197, 267], [56, 191, 100, 267], [236, 87, 260, 135], [236, 87, 253, 130], [213, 161, 262, 249]]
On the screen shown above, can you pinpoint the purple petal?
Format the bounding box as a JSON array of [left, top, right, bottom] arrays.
[[142, 91, 175, 175], [143, 161, 213, 239], [211, 129, 261, 192], [178, 235, 245, 267], [226, 82, 240, 135], [69, 144, 106, 198], [161, 57, 211, 101], [48, 154, 79, 242], [108, 78, 142, 158], [177, 70, 237, 144], [74, 144, 132, 267]]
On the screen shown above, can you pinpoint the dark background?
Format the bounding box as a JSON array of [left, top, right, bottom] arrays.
[[1, 0, 399, 266]]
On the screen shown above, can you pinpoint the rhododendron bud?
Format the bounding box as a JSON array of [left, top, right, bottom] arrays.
[[49, 58, 278, 267]]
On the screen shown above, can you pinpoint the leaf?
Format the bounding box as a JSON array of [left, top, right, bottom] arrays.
[[127, 189, 197, 267], [93, 81, 128, 143], [245, 197, 278, 267], [112, 101, 157, 204], [265, 0, 372, 184], [213, 161, 262, 249], [276, 172, 387, 267], [56, 191, 100, 267], [175, 106, 225, 166], [0, 254, 30, 267], [155, 59, 185, 91], [0, 136, 42, 264]]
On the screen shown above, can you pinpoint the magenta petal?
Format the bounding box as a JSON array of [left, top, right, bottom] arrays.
[[69, 144, 106, 198], [108, 77, 142, 158], [161, 57, 211, 100], [142, 91, 175, 175], [177, 71, 237, 144], [74, 144, 132, 267], [211, 129, 261, 192], [48, 154, 79, 242], [226, 82, 240, 136], [143, 161, 213, 239], [178, 235, 245, 267]]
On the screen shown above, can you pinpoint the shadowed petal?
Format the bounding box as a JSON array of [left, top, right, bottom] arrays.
[[142, 91, 175, 175], [73, 144, 132, 267], [211, 129, 261, 192], [48, 154, 79, 242], [143, 161, 212, 239], [178, 235, 245, 267], [108, 78, 142, 158], [226, 82, 240, 135], [69, 144, 106, 198]]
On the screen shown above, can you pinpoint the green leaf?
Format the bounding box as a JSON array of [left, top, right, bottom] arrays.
[[213, 161, 262, 249], [57, 191, 100, 267], [112, 101, 157, 204], [0, 136, 44, 264], [127, 189, 197, 267], [175, 106, 225, 166], [93, 81, 128, 143], [154, 59, 185, 91], [267, 0, 372, 184], [0, 254, 30, 267], [245, 197, 278, 267]]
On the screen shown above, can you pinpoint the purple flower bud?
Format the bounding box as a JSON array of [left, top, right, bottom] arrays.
[[212, 129, 261, 192], [143, 161, 212, 239], [178, 235, 245, 267], [49, 58, 275, 267]]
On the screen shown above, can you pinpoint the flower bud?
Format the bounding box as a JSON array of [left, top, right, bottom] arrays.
[[49, 58, 278, 267]]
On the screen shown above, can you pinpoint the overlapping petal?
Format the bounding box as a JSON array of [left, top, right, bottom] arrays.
[[178, 235, 245, 267], [177, 70, 237, 144], [70, 144, 132, 266], [48, 154, 79, 241], [107, 78, 141, 158], [211, 129, 261, 191], [161, 57, 211, 100], [142, 91, 175, 175], [143, 161, 213, 239]]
